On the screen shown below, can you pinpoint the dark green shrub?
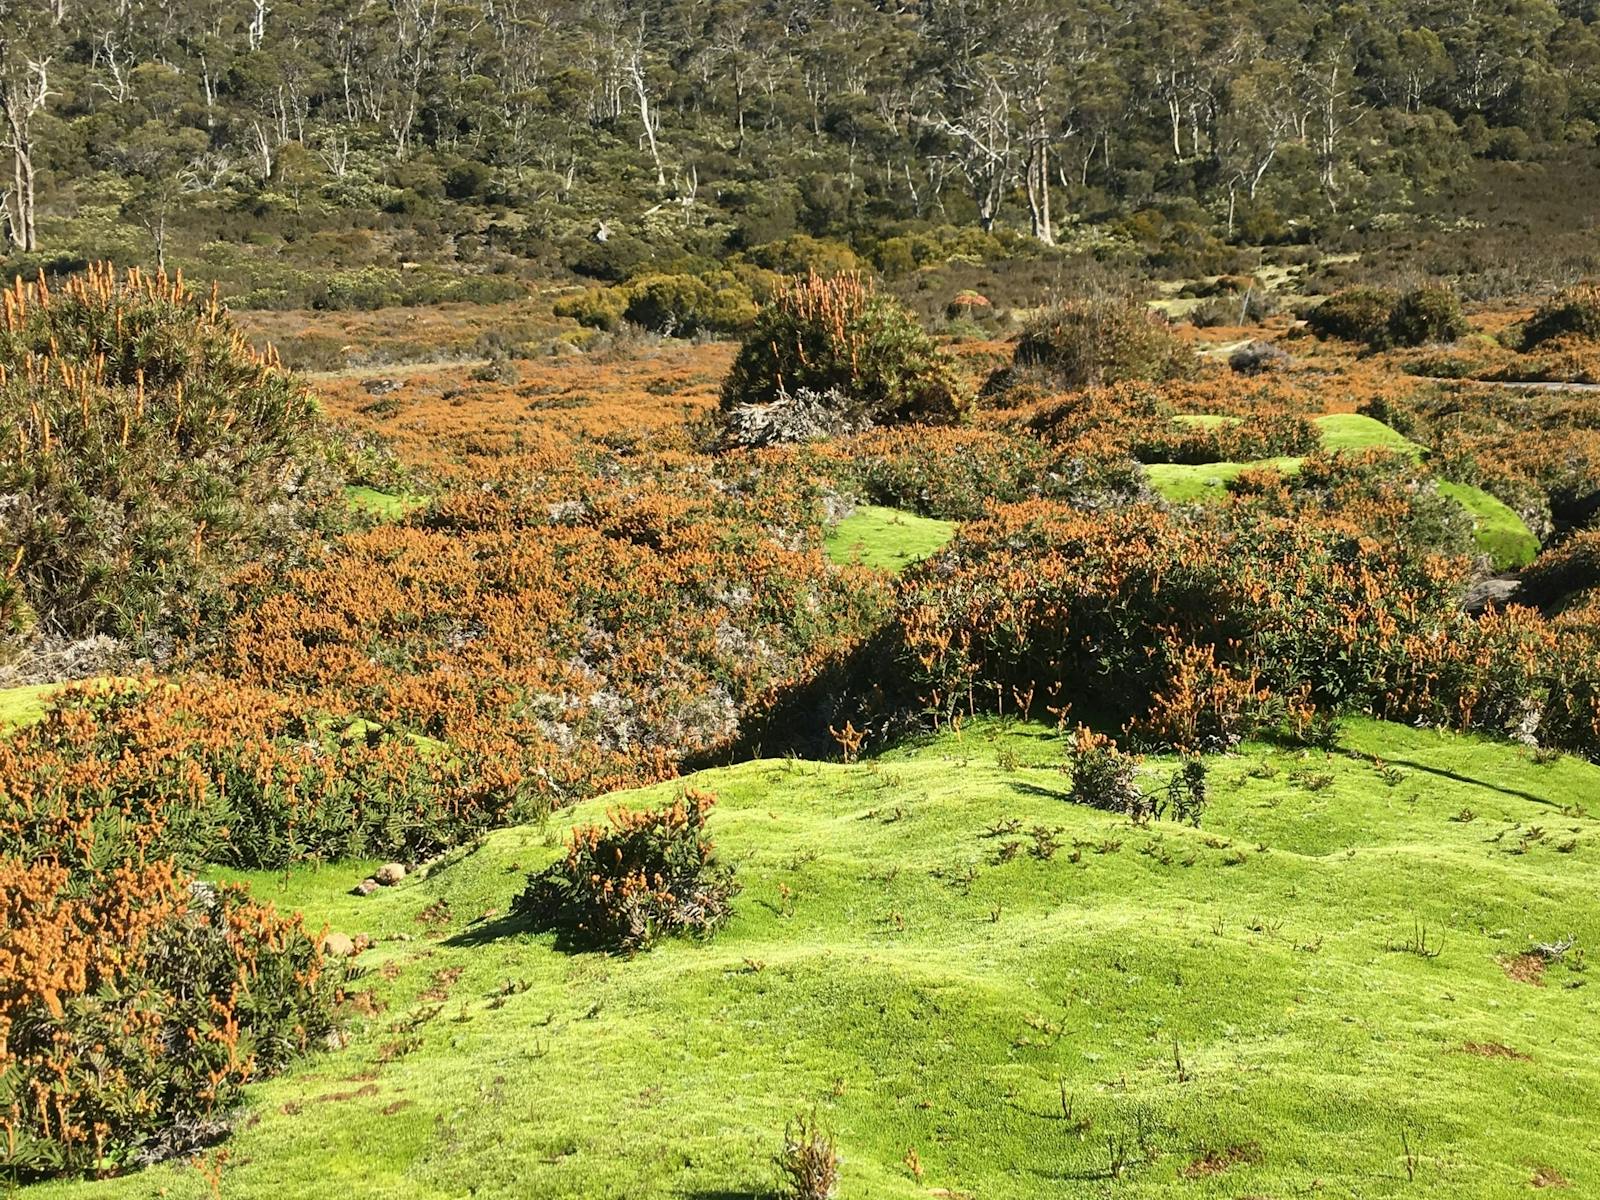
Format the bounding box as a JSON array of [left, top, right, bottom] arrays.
[[1305, 287, 1397, 345], [1190, 291, 1279, 327], [1013, 297, 1194, 389], [721, 272, 964, 424], [1521, 285, 1600, 349], [513, 790, 738, 953], [1066, 733, 1143, 813], [1064, 732, 1210, 826], [1387, 285, 1468, 347], [622, 272, 757, 336], [1519, 531, 1600, 607]]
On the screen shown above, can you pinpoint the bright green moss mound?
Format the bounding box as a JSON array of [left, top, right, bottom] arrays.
[[1439, 482, 1541, 569], [1146, 414, 1536, 568], [0, 683, 57, 731], [825, 503, 957, 572], [346, 485, 425, 521], [1313, 412, 1427, 457], [32, 719, 1600, 1199]]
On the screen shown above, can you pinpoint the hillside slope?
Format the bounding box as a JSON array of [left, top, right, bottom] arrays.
[[33, 720, 1600, 1200]]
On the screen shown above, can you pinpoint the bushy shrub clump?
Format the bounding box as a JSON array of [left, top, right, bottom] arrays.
[[0, 265, 347, 666], [556, 272, 761, 338], [1226, 450, 1479, 562], [0, 864, 334, 1180], [801, 426, 1146, 520], [1306, 285, 1466, 348], [1020, 381, 1318, 467], [1520, 284, 1600, 350], [1386, 285, 1468, 347], [0, 693, 336, 1180], [1066, 732, 1143, 812], [889, 502, 1600, 758], [1013, 296, 1194, 389], [1305, 287, 1396, 345], [513, 790, 738, 953], [721, 272, 964, 426], [0, 679, 520, 869], [1519, 530, 1600, 609], [1065, 730, 1209, 824]]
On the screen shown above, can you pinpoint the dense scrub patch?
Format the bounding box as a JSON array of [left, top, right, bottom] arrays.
[[555, 271, 764, 338], [1385, 285, 1469, 347], [799, 425, 1146, 520], [1305, 287, 1397, 345], [1306, 285, 1467, 348], [887, 503, 1599, 757], [1520, 284, 1600, 349], [0, 680, 516, 870], [0, 266, 348, 672], [0, 683, 337, 1180]]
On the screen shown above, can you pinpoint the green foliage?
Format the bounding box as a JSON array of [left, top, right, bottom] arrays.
[[621, 272, 758, 336], [1305, 287, 1398, 345], [721, 273, 965, 424], [0, 866, 336, 1182], [1387, 285, 1469, 347], [512, 790, 738, 953], [1013, 297, 1194, 389], [3, 680, 519, 870], [33, 717, 1600, 1197], [557, 273, 760, 338], [806, 426, 1144, 521], [1520, 531, 1600, 607], [555, 286, 629, 332], [1066, 734, 1144, 813], [823, 504, 956, 572]]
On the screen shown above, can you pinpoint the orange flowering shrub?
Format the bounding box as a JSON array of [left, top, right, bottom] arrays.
[[0, 679, 518, 869], [1014, 379, 1318, 460], [793, 425, 1145, 519], [0, 701, 335, 1179], [888, 502, 1600, 756], [1224, 451, 1477, 560]]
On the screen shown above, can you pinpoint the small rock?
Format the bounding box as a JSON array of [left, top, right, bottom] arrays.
[[352, 878, 379, 896], [1464, 577, 1521, 614], [361, 377, 401, 396], [320, 931, 356, 958], [375, 862, 407, 886]]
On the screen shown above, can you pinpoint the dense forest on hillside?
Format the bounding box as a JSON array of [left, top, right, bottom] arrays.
[[3, 0, 1600, 306]]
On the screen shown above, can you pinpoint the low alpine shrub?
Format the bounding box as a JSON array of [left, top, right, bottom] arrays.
[[1387, 285, 1468, 347], [1013, 296, 1194, 389], [720, 272, 964, 427], [513, 789, 738, 953], [1521, 284, 1600, 350], [1305, 287, 1396, 345]]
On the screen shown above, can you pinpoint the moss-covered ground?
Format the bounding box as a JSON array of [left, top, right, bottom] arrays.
[[34, 718, 1600, 1200], [1144, 414, 1538, 568]]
